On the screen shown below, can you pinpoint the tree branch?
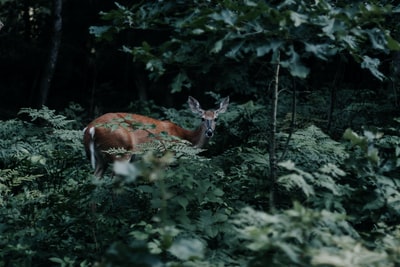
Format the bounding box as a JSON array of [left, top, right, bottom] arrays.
[[36, 0, 62, 107]]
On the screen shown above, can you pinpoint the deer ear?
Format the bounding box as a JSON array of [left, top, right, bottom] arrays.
[[188, 96, 204, 115], [215, 96, 229, 115]]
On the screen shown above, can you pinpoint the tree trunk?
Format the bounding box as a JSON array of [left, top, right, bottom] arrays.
[[391, 52, 400, 107], [269, 52, 280, 211], [134, 63, 148, 101], [23, 0, 32, 41], [36, 0, 62, 107]]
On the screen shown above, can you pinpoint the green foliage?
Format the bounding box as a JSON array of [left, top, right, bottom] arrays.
[[91, 0, 399, 97], [280, 125, 348, 168], [230, 124, 400, 266], [1, 103, 400, 266], [342, 127, 400, 226], [234, 203, 392, 267], [0, 106, 93, 266], [1, 0, 400, 265]]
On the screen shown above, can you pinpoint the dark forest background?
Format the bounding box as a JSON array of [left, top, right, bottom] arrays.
[[1, 0, 135, 117], [1, 0, 398, 122], [1, 0, 236, 118]]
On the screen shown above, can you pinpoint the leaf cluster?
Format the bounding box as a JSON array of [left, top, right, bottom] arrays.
[[1, 100, 400, 266], [91, 0, 400, 98]]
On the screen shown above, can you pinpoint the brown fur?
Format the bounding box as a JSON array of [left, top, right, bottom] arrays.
[[83, 96, 229, 177]]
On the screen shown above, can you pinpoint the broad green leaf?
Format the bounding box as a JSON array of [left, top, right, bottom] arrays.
[[386, 34, 400, 51], [361, 56, 385, 81], [342, 35, 359, 50], [225, 41, 244, 59], [89, 25, 113, 40], [366, 29, 386, 50], [367, 146, 380, 164], [171, 71, 191, 93], [278, 160, 296, 170], [169, 238, 205, 260], [49, 257, 64, 264], [213, 188, 224, 197], [244, 0, 258, 7], [113, 161, 139, 180], [277, 173, 315, 197], [322, 18, 346, 40], [281, 46, 310, 78], [290, 11, 308, 27], [256, 41, 283, 57], [277, 242, 300, 263], [145, 59, 165, 75], [209, 9, 237, 26], [343, 128, 367, 148], [30, 155, 46, 165], [211, 39, 224, 54], [192, 28, 204, 35], [315, 174, 340, 195], [175, 196, 189, 210], [305, 43, 337, 60], [319, 163, 346, 177]]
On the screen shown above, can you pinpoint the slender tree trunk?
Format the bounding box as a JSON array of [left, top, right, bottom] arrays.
[[36, 0, 62, 107], [23, 0, 31, 41], [327, 61, 342, 131], [391, 51, 400, 107], [134, 63, 148, 101], [269, 52, 280, 211], [279, 79, 296, 161]]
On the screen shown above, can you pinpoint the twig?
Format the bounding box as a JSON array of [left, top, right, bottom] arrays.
[[279, 79, 296, 161]]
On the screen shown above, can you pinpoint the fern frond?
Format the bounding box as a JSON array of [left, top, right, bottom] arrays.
[[0, 169, 43, 187], [279, 125, 348, 168], [18, 106, 73, 129], [135, 139, 205, 158]]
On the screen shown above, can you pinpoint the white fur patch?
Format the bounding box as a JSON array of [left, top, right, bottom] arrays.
[[113, 160, 139, 181], [88, 127, 96, 169], [89, 127, 95, 138]]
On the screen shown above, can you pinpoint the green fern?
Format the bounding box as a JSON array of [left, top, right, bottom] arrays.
[[280, 125, 348, 169], [135, 138, 205, 158], [18, 106, 74, 129], [233, 203, 361, 266]]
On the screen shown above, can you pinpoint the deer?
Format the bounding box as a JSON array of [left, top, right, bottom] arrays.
[[83, 96, 229, 177]]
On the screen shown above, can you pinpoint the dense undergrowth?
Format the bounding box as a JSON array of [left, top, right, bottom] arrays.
[[1, 0, 400, 266], [0, 99, 399, 267]]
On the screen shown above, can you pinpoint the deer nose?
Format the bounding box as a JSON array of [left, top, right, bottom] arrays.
[[206, 128, 214, 138], [204, 119, 214, 138]]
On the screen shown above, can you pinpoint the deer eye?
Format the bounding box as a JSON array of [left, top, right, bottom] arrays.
[[214, 118, 218, 122]]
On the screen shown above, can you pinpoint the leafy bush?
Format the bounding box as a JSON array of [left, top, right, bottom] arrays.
[[90, 0, 399, 97], [0, 102, 399, 267], [1, 0, 400, 266]]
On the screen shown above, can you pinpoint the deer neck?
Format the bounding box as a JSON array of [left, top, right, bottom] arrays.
[[182, 124, 209, 148]]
